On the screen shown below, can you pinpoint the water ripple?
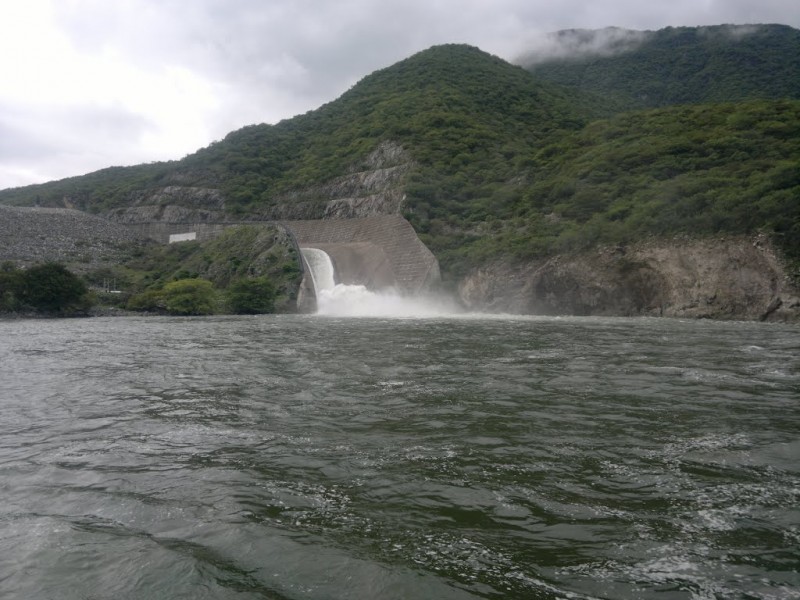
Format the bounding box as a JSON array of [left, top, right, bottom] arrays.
[[1, 315, 798, 599]]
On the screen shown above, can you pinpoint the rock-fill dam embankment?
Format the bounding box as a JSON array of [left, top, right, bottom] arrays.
[[0, 205, 149, 269]]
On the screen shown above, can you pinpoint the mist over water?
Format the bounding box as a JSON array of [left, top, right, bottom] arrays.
[[317, 283, 462, 318], [302, 246, 462, 318], [1, 315, 798, 599]]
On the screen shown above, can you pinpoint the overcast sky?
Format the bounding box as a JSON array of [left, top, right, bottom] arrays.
[[0, 0, 797, 190]]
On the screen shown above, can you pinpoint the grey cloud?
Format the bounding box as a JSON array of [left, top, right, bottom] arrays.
[[58, 106, 155, 143], [517, 27, 648, 65], [708, 0, 800, 26], [0, 121, 60, 161], [3, 0, 798, 189], [49, 0, 800, 118], [0, 102, 157, 188], [1, 103, 153, 157]]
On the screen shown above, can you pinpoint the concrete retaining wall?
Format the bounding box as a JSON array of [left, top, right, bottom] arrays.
[[122, 221, 234, 244]]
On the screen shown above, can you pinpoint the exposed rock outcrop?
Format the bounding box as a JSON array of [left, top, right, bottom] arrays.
[[255, 141, 412, 220], [102, 141, 412, 224], [105, 186, 227, 223], [105, 203, 225, 224], [126, 185, 226, 210], [458, 234, 799, 322]]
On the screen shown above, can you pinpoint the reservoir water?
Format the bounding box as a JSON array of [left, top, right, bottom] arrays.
[[1, 314, 798, 599]]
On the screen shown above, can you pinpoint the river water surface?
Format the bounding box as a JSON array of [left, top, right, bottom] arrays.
[[1, 315, 798, 599]]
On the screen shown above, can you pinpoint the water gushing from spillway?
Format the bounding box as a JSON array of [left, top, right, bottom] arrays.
[[301, 247, 459, 318], [301, 247, 336, 296]]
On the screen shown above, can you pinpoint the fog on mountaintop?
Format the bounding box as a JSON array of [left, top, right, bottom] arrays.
[[516, 27, 648, 64], [515, 23, 765, 65]]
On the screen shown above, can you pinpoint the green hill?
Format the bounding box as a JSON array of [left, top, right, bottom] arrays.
[[523, 24, 800, 110], [179, 44, 609, 215], [1, 36, 798, 281], [461, 99, 799, 266], [0, 44, 604, 215]]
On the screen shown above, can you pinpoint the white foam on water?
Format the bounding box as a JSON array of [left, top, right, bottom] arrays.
[[316, 283, 462, 318], [302, 246, 667, 321], [302, 246, 462, 318]]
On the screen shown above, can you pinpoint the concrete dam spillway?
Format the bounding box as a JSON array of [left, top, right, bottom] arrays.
[[301, 247, 336, 297], [298, 244, 457, 317], [285, 215, 441, 312]]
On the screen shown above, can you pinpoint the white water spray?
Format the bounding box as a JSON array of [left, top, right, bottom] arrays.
[[301, 247, 336, 296], [301, 247, 459, 318]]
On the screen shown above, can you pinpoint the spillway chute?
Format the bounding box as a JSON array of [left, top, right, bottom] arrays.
[[300, 245, 458, 317], [301, 247, 336, 297]]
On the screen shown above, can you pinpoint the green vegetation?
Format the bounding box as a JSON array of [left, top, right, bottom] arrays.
[[94, 224, 299, 315], [1, 29, 798, 287], [125, 288, 164, 313], [179, 44, 606, 214], [432, 99, 800, 276], [0, 262, 22, 313], [525, 24, 800, 110], [226, 277, 276, 314], [0, 262, 94, 316], [125, 275, 277, 316], [161, 279, 216, 315]]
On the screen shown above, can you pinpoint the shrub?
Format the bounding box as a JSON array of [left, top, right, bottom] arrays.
[[0, 265, 22, 312], [162, 278, 216, 315], [227, 276, 276, 314], [126, 289, 165, 312], [18, 263, 93, 315]]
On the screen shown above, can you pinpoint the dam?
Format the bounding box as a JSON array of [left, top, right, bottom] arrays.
[[0, 206, 440, 312], [121, 214, 440, 310], [285, 215, 439, 292]]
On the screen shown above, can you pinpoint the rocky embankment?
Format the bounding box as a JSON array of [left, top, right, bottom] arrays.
[[0, 205, 149, 269], [458, 234, 800, 322]]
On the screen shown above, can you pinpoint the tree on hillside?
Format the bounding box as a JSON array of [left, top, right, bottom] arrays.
[[227, 276, 276, 314], [162, 278, 216, 315], [126, 289, 165, 313], [16, 263, 93, 315]]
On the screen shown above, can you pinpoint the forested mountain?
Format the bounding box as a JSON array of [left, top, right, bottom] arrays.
[[482, 99, 799, 261], [522, 24, 800, 109], [0, 44, 606, 215], [1, 28, 798, 281], [179, 44, 606, 213]]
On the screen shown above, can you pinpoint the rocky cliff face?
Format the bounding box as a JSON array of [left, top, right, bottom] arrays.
[[254, 141, 412, 220], [458, 234, 799, 322], [103, 141, 412, 224]]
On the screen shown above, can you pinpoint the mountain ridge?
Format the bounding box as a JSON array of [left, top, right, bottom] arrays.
[[522, 23, 800, 109], [0, 27, 798, 319]]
